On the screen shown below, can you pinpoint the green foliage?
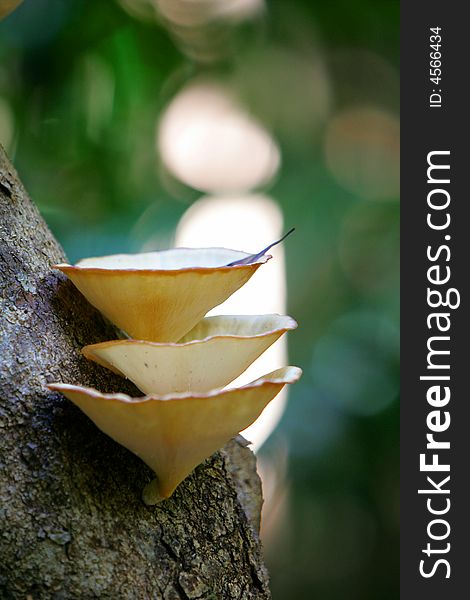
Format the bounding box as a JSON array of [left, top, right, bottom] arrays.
[[1, 1, 399, 598]]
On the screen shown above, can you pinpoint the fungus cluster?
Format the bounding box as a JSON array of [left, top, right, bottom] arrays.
[[48, 240, 301, 504]]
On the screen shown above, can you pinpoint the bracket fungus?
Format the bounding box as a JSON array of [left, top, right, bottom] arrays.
[[48, 367, 301, 503], [82, 314, 297, 395], [50, 237, 301, 504], [55, 248, 270, 342]]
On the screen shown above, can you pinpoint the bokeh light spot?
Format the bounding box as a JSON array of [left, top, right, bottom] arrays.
[[158, 81, 280, 194], [325, 107, 399, 201]]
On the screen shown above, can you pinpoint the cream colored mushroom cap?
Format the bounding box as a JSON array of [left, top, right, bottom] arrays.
[[82, 314, 297, 395], [48, 366, 302, 499], [55, 248, 269, 342]]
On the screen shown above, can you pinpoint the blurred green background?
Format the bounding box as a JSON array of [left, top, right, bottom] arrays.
[[0, 1, 399, 598]]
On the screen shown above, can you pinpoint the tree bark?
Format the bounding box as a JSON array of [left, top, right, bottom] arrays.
[[0, 145, 270, 599]]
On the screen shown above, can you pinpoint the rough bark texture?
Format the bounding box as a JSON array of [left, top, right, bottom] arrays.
[[0, 145, 270, 600]]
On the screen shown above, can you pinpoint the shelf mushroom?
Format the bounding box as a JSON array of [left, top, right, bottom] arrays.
[[50, 234, 301, 504], [55, 247, 271, 342], [48, 366, 302, 504], [82, 314, 297, 395]]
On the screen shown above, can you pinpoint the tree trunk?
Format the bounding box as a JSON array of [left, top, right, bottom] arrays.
[[0, 145, 270, 599]]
